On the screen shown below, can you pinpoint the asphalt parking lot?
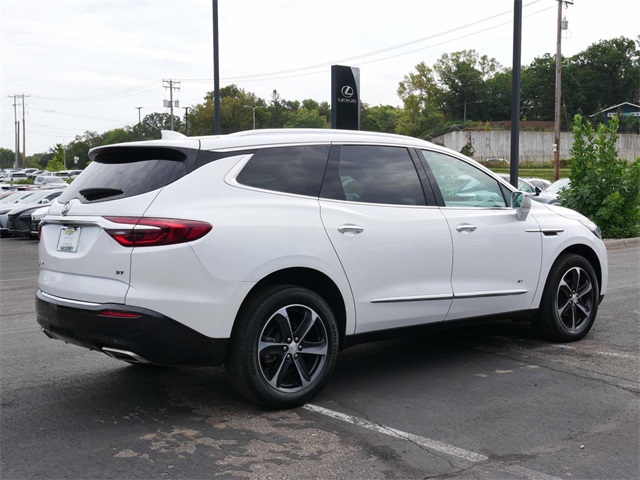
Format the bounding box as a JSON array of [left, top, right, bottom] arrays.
[[1, 237, 638, 479]]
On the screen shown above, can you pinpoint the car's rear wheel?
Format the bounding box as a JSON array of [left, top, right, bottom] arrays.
[[534, 254, 599, 342], [226, 285, 339, 408]]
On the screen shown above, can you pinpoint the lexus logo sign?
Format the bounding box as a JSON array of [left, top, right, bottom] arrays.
[[341, 86, 354, 98]]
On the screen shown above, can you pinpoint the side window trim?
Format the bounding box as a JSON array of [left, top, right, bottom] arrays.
[[416, 149, 445, 207], [408, 148, 438, 206]]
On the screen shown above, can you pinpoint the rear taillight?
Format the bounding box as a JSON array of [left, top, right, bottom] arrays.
[[103, 217, 212, 247]]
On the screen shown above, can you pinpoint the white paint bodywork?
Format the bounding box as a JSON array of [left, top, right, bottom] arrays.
[[38, 129, 608, 342]]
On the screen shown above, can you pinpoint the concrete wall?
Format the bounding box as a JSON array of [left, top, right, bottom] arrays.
[[433, 131, 640, 163]]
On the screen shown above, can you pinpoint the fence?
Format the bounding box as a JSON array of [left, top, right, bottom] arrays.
[[433, 131, 640, 163]]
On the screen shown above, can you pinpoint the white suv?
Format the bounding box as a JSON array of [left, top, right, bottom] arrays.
[[36, 129, 607, 408]]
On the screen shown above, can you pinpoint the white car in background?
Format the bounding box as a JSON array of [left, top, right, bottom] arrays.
[[0, 189, 65, 237], [36, 129, 607, 408]]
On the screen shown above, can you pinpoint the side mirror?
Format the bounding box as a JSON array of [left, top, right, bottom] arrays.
[[535, 186, 541, 196], [512, 191, 531, 221]]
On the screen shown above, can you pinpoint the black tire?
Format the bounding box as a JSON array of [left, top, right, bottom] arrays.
[[534, 254, 599, 342], [226, 285, 339, 409]]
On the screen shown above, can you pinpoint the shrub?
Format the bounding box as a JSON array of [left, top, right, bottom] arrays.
[[560, 115, 640, 238]]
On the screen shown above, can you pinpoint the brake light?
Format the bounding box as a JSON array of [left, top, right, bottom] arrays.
[[103, 217, 212, 247]]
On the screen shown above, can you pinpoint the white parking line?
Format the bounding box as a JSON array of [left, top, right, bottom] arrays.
[[303, 404, 488, 463], [303, 404, 563, 480], [504, 465, 562, 480]]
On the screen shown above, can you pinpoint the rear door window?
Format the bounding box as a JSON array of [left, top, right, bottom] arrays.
[[321, 145, 426, 206], [58, 147, 190, 203], [236, 145, 330, 197]]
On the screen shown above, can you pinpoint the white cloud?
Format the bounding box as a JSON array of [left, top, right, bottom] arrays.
[[1, 0, 637, 153]]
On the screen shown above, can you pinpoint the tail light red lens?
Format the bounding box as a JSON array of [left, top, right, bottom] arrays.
[[103, 217, 212, 247]]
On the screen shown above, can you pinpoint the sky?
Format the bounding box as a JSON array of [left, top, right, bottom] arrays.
[[1, 0, 638, 156]]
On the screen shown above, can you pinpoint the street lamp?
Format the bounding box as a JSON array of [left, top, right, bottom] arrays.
[[243, 105, 263, 130], [135, 106, 143, 125], [60, 137, 67, 169]]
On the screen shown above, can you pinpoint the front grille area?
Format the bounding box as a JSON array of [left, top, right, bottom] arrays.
[[9, 213, 31, 234]]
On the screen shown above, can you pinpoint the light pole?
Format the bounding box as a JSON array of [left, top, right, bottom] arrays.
[[183, 107, 190, 135], [60, 137, 67, 169], [243, 105, 263, 130], [135, 106, 143, 125]]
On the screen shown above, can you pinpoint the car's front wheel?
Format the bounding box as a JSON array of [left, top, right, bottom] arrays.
[[534, 254, 599, 342], [226, 285, 339, 408]]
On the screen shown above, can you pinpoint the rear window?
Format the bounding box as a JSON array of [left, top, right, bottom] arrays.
[[58, 147, 189, 203], [236, 145, 330, 197]]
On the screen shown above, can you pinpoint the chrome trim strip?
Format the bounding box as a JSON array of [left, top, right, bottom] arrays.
[[454, 289, 528, 299], [525, 228, 564, 234], [40, 291, 101, 307], [371, 293, 453, 304]]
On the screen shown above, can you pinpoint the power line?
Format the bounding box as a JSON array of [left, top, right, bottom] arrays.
[[179, 3, 556, 86], [31, 81, 161, 102], [180, 0, 546, 85]]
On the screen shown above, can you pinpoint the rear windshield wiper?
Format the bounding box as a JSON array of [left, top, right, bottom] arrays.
[[78, 187, 124, 201]]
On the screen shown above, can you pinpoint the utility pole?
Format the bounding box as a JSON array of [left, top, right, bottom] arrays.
[[9, 95, 19, 168], [163, 79, 181, 131], [510, 0, 522, 188], [213, 0, 221, 134], [135, 106, 143, 125], [554, 0, 572, 181], [183, 107, 190, 135], [21, 94, 29, 166]]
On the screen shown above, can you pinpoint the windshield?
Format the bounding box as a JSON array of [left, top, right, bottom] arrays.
[[546, 178, 570, 193]]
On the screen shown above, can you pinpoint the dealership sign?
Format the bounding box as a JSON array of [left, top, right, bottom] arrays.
[[331, 65, 360, 130]]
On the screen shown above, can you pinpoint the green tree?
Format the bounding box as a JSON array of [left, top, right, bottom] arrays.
[[571, 37, 640, 116], [0, 148, 15, 169], [102, 127, 133, 145], [45, 144, 66, 172], [361, 104, 402, 133], [560, 115, 640, 238], [283, 109, 328, 128], [432, 50, 501, 121]]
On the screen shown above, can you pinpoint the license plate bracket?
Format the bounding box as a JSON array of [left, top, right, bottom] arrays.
[[56, 226, 81, 253]]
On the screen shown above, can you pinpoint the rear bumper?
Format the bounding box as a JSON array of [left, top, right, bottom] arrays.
[[35, 290, 228, 366]]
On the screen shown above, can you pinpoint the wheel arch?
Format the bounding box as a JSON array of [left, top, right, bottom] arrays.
[[556, 243, 602, 293], [234, 267, 348, 350]]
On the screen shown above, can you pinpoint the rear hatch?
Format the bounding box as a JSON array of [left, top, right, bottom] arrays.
[[39, 140, 201, 304]]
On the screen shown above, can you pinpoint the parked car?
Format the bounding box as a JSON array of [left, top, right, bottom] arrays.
[[4, 171, 28, 182], [497, 174, 541, 195], [533, 178, 571, 204], [35, 176, 68, 186], [36, 129, 607, 408], [0, 189, 64, 237], [8, 204, 51, 237], [30, 206, 50, 238], [20, 168, 39, 177], [523, 177, 552, 190], [55, 169, 83, 179]]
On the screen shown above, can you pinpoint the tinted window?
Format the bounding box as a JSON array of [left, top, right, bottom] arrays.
[[321, 145, 426, 206], [236, 145, 330, 197], [58, 149, 189, 203], [422, 150, 507, 208]]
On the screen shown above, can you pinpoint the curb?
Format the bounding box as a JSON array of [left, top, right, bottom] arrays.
[[603, 237, 640, 250]]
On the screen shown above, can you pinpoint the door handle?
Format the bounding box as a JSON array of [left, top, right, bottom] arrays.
[[456, 223, 477, 233], [337, 224, 364, 235]]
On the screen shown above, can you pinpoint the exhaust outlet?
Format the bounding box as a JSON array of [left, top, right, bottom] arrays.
[[102, 347, 152, 364]]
